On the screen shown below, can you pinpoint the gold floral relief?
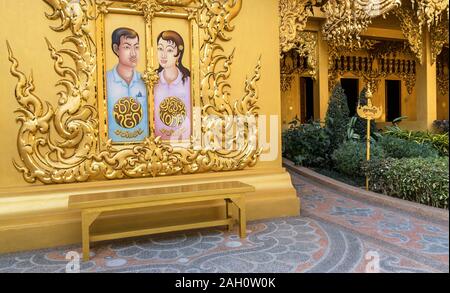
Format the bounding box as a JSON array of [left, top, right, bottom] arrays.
[[7, 0, 262, 184], [431, 19, 449, 65], [278, 0, 316, 55], [412, 0, 449, 30]]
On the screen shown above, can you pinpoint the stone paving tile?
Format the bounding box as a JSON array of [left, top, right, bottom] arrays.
[[0, 171, 447, 273]]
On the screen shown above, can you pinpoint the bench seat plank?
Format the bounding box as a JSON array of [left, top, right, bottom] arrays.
[[90, 218, 234, 242], [69, 181, 255, 209]]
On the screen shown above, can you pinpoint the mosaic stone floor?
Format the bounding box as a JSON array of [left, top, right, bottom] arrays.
[[0, 172, 448, 273]]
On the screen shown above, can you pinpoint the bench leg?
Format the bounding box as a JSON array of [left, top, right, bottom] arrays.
[[226, 199, 234, 232], [239, 202, 247, 239], [230, 197, 246, 239], [81, 211, 101, 262]]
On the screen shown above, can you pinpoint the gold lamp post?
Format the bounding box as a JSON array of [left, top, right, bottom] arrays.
[[356, 84, 382, 191]]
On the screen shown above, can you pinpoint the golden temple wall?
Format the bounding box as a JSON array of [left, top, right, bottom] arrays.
[[0, 0, 299, 253]]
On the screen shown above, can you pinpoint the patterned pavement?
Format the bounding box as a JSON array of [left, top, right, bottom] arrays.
[[0, 171, 448, 273]]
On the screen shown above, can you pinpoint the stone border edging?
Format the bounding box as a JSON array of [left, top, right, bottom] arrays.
[[283, 158, 449, 223]]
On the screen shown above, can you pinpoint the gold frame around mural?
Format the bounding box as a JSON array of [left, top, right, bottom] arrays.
[[7, 0, 263, 184], [95, 1, 200, 146]]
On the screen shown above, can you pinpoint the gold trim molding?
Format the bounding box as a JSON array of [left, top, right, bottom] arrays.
[[7, 0, 263, 184]]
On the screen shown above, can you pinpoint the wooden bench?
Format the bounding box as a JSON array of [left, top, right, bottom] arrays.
[[68, 181, 255, 261]]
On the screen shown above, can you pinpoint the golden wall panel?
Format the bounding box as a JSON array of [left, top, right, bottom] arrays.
[[0, 0, 284, 188], [0, 0, 299, 253]]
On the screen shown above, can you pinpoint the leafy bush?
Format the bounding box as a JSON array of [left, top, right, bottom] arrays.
[[282, 122, 331, 167], [378, 135, 439, 159], [353, 116, 377, 139], [332, 140, 385, 177], [325, 85, 350, 151], [433, 120, 449, 134], [365, 157, 449, 209], [384, 125, 449, 156]]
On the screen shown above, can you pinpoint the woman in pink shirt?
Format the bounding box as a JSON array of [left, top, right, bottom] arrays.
[[154, 30, 191, 142]]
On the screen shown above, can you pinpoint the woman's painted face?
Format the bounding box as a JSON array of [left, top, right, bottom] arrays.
[[157, 38, 179, 69]]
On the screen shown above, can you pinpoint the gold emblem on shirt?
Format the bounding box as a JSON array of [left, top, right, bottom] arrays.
[[113, 97, 143, 129], [159, 96, 187, 127]]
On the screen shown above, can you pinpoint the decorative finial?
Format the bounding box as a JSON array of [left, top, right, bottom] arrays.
[[366, 82, 373, 99]]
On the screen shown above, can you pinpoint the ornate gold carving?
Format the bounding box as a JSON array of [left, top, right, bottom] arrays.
[[279, 0, 315, 55], [280, 32, 318, 92], [296, 32, 317, 78], [280, 74, 294, 93], [412, 0, 449, 29], [158, 0, 196, 6], [437, 48, 449, 96], [328, 40, 417, 95], [130, 0, 171, 23], [431, 19, 449, 65], [357, 86, 382, 121], [8, 0, 262, 184], [159, 96, 187, 127], [96, 0, 114, 14], [321, 0, 400, 50], [394, 4, 423, 64]]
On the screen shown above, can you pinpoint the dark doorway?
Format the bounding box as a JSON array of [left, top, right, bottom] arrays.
[[300, 77, 314, 123], [385, 80, 401, 122], [340, 78, 359, 117]]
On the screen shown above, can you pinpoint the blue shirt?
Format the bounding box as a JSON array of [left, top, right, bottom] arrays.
[[106, 66, 149, 143]]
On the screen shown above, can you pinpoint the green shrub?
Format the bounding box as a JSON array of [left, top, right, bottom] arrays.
[[384, 125, 449, 156], [353, 116, 377, 139], [332, 140, 385, 177], [378, 135, 439, 159], [432, 120, 449, 134], [365, 157, 449, 209], [325, 85, 350, 151], [282, 122, 331, 167]]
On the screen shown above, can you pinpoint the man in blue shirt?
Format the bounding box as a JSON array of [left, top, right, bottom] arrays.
[[106, 27, 149, 143]]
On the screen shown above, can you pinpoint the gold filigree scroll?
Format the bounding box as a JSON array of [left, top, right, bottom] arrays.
[[412, 0, 449, 29], [278, 0, 319, 93], [279, 0, 316, 55], [394, 4, 423, 64], [321, 0, 400, 50], [280, 32, 318, 92], [8, 0, 262, 184], [130, 0, 170, 23], [431, 18, 449, 65]]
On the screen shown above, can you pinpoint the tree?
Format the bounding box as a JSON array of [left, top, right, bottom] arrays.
[[325, 84, 350, 151]]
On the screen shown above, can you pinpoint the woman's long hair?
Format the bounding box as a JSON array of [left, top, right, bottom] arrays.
[[157, 30, 190, 85]]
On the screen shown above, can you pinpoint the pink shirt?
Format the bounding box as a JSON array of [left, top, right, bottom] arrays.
[[154, 68, 191, 141]]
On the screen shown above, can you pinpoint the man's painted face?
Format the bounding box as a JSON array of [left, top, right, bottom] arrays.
[[115, 36, 140, 68], [157, 38, 179, 69]]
